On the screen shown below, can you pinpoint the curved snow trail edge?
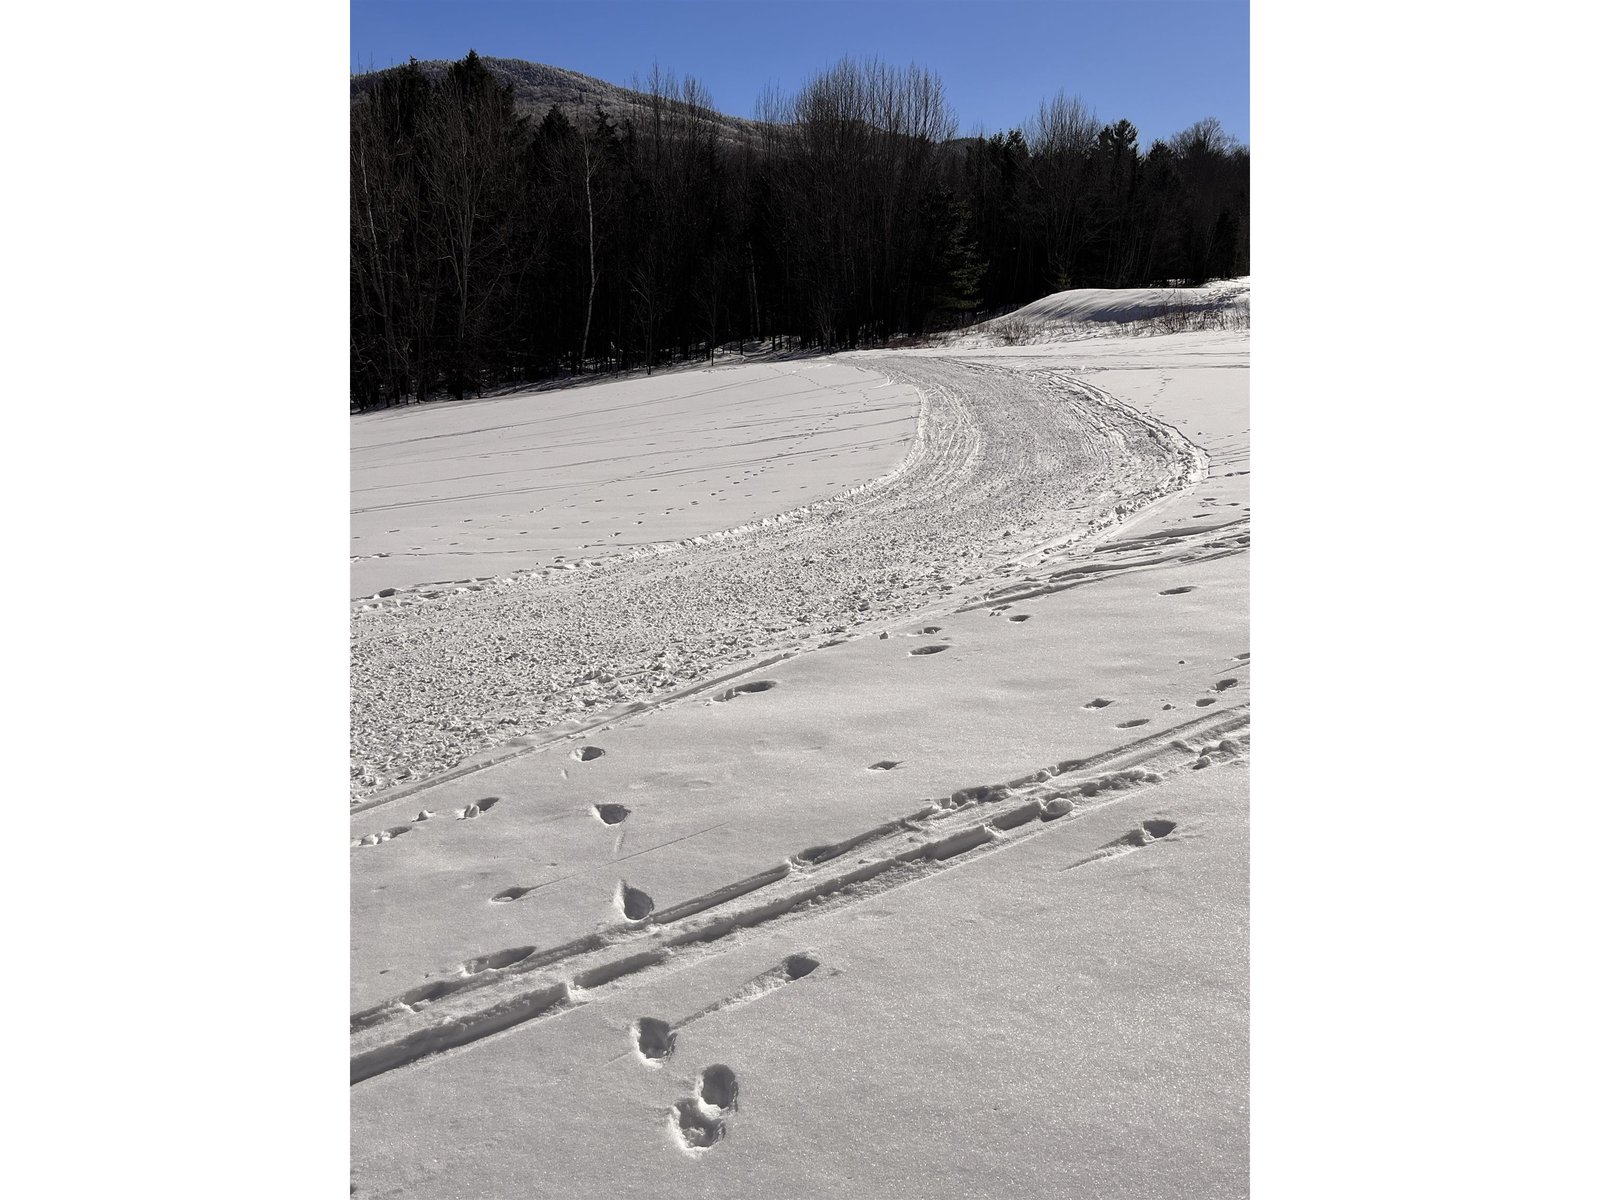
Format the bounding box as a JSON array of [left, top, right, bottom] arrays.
[[350, 355, 1207, 802]]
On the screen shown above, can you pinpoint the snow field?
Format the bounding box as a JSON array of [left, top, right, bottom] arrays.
[[350, 352, 1202, 799], [350, 321, 1249, 1197], [351, 359, 922, 598]]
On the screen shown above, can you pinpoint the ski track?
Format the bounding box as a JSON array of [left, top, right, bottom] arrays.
[[348, 705, 1248, 1084], [350, 356, 1210, 801]]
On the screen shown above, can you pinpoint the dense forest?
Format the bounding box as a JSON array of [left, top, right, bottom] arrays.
[[351, 52, 1248, 409]]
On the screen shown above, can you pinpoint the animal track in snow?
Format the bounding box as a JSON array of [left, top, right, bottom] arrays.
[[1083, 698, 1115, 709], [1213, 677, 1239, 691], [455, 797, 500, 820], [714, 680, 779, 702], [868, 760, 902, 771], [909, 644, 949, 656], [634, 1017, 676, 1064], [594, 803, 630, 825], [667, 1065, 742, 1155], [1008, 613, 1032, 622], [1159, 586, 1196, 595], [571, 746, 606, 762], [618, 883, 655, 922], [491, 886, 532, 903], [1195, 697, 1217, 707], [353, 824, 411, 848], [1074, 819, 1180, 870], [1115, 718, 1151, 729], [698, 1064, 739, 1112], [670, 1098, 724, 1153], [783, 952, 821, 981]]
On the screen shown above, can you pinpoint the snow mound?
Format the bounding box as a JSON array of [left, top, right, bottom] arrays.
[[958, 279, 1250, 347], [996, 278, 1249, 327]]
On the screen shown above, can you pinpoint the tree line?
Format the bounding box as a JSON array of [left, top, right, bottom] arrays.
[[351, 51, 1248, 409]]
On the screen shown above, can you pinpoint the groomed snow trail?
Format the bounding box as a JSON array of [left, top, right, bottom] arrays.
[[350, 357, 1204, 799]]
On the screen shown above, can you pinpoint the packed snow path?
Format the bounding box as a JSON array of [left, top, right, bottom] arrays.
[[351, 357, 1205, 799]]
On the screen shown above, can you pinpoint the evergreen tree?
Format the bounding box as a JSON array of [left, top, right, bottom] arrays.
[[349, 54, 1247, 409]]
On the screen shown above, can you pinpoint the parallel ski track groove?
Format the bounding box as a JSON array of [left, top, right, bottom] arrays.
[[350, 704, 1248, 1084]]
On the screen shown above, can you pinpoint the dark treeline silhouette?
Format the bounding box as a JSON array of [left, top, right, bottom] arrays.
[[351, 52, 1248, 409]]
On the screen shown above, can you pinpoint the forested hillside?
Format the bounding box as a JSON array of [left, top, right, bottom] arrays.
[[351, 51, 1248, 409]]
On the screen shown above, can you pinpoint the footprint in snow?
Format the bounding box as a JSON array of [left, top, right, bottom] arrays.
[[714, 680, 779, 702], [634, 1017, 676, 1064], [352, 824, 411, 848], [668, 1065, 741, 1155], [698, 1064, 739, 1112], [618, 882, 654, 922], [670, 1098, 724, 1153]]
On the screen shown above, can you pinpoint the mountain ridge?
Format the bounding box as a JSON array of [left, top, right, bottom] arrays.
[[351, 55, 763, 143]]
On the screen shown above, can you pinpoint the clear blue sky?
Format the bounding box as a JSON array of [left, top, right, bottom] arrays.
[[351, 0, 1249, 147]]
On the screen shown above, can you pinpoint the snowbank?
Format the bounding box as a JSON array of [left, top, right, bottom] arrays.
[[993, 277, 1250, 327]]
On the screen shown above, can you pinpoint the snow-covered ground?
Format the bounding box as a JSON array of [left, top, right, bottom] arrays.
[[350, 352, 1204, 798], [351, 360, 922, 599], [350, 298, 1249, 1197]]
